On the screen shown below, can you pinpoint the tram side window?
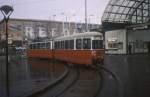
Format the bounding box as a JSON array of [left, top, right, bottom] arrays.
[[37, 43, 40, 49], [40, 43, 45, 49], [65, 40, 69, 49], [92, 40, 103, 49], [61, 41, 65, 49], [83, 38, 91, 49], [70, 40, 74, 49], [58, 41, 61, 49], [54, 42, 56, 49], [33, 44, 36, 49], [76, 39, 82, 49], [46, 42, 51, 49], [29, 44, 32, 49], [54, 42, 58, 49]]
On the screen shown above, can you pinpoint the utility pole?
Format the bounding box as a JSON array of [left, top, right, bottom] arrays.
[[85, 0, 88, 32], [0, 5, 13, 97]]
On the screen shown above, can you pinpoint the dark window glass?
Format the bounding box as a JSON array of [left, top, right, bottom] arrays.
[[33, 44, 36, 49], [46, 42, 51, 49], [54, 42, 58, 49], [70, 40, 74, 49], [61, 41, 65, 49], [37, 43, 40, 49], [40, 43, 45, 49], [76, 39, 82, 49], [65, 40, 69, 49], [58, 41, 61, 49], [83, 38, 91, 49], [29, 44, 32, 49], [92, 40, 103, 49]]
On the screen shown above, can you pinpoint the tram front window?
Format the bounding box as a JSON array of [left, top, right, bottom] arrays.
[[92, 40, 103, 49]]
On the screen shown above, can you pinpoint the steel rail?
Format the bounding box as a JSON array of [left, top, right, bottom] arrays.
[[97, 65, 123, 97], [53, 66, 80, 97]]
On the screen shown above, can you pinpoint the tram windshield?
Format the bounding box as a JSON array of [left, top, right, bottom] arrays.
[[92, 40, 103, 49]]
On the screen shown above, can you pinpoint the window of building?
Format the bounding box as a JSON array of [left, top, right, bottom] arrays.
[[108, 42, 118, 49]]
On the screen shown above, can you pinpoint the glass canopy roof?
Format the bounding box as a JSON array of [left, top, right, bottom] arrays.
[[102, 0, 150, 24]]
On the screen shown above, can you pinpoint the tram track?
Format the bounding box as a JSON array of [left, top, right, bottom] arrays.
[[35, 65, 79, 97], [92, 66, 104, 97], [27, 64, 104, 97], [96, 65, 123, 97], [53, 66, 102, 97], [52, 66, 80, 97]]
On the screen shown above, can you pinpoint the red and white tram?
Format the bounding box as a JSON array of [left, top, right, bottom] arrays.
[[27, 31, 105, 66]]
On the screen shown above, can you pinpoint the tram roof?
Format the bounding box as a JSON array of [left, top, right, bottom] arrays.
[[54, 31, 102, 40]]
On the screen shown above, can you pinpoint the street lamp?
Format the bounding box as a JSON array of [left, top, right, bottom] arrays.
[[0, 5, 13, 97]]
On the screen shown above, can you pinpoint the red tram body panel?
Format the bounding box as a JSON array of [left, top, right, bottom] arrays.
[[27, 49, 104, 65], [54, 49, 104, 65], [27, 49, 53, 58]]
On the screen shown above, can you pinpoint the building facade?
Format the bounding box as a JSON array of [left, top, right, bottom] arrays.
[[102, 0, 150, 54], [0, 18, 100, 48]]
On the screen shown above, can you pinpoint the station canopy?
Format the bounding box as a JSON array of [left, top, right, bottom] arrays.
[[102, 0, 150, 27]]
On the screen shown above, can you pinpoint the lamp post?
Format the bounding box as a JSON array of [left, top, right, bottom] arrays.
[[85, 0, 88, 32], [0, 5, 13, 97]]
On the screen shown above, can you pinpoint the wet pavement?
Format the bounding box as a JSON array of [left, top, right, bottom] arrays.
[[0, 55, 66, 97], [101, 54, 150, 97], [0, 54, 150, 97]]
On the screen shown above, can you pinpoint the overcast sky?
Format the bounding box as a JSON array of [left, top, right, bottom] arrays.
[[0, 0, 109, 24]]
